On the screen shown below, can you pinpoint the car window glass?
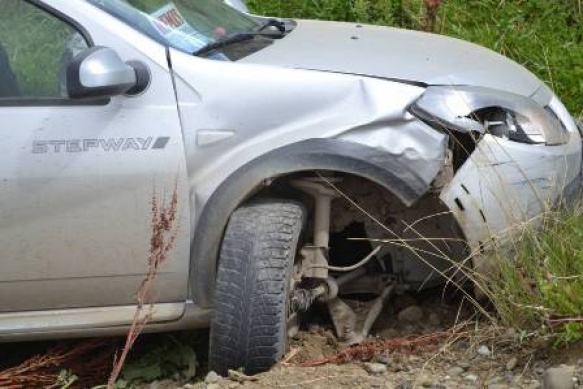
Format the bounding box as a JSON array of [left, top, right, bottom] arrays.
[[86, 0, 268, 60], [0, 0, 89, 100]]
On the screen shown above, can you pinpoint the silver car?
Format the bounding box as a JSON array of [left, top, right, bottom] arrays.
[[0, 0, 581, 376]]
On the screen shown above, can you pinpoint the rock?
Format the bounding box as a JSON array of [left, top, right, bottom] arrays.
[[447, 366, 465, 377], [428, 312, 441, 327], [535, 366, 546, 376], [374, 353, 391, 365], [417, 375, 432, 387], [506, 357, 518, 371], [206, 384, 220, 389], [364, 362, 388, 375], [477, 345, 491, 356], [543, 365, 575, 389], [487, 376, 503, 385], [398, 306, 424, 323], [205, 371, 221, 385], [488, 384, 509, 389], [525, 380, 542, 389], [395, 380, 414, 389], [464, 374, 478, 382]]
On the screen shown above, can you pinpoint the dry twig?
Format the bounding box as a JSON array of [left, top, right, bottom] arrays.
[[298, 325, 472, 367], [108, 184, 179, 386], [0, 340, 115, 388]]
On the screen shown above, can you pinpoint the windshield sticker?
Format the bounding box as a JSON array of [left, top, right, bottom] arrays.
[[149, 2, 210, 52]]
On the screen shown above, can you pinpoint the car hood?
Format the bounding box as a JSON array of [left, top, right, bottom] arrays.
[[240, 20, 542, 97]]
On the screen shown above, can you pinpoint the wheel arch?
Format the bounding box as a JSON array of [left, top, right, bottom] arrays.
[[189, 138, 433, 307]]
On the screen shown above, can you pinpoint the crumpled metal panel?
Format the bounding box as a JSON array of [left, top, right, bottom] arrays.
[[337, 119, 447, 186], [169, 49, 447, 213], [440, 132, 582, 252]]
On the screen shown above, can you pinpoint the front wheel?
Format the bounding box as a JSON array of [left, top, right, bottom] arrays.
[[208, 200, 305, 375]]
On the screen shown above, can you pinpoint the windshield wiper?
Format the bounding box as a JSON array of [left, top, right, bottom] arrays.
[[256, 18, 286, 34], [193, 33, 255, 57], [193, 29, 283, 57]]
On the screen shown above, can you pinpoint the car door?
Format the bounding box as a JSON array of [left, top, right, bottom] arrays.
[[0, 0, 190, 313]]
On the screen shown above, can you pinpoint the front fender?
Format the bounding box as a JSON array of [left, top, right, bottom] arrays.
[[189, 138, 438, 307]]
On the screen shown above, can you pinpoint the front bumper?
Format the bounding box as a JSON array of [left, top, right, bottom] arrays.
[[440, 131, 582, 254]]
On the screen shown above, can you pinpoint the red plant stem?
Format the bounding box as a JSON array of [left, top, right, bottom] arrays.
[[107, 186, 178, 387]]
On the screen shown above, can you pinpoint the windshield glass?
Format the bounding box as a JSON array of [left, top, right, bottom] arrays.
[[86, 0, 269, 59]]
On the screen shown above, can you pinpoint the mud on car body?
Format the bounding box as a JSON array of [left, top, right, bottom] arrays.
[[0, 0, 581, 376]]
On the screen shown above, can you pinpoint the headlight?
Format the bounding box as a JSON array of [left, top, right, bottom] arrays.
[[409, 86, 569, 145]]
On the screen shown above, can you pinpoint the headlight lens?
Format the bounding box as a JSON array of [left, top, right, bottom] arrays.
[[409, 86, 569, 145]]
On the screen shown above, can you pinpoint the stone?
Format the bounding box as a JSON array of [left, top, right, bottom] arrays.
[[205, 371, 221, 385], [364, 362, 388, 375], [417, 374, 433, 387], [487, 376, 503, 385], [543, 365, 575, 389], [428, 312, 441, 327], [488, 384, 509, 389], [525, 380, 542, 389], [206, 385, 220, 389], [398, 305, 424, 323], [447, 366, 465, 377], [464, 374, 478, 382], [477, 345, 491, 356], [148, 380, 177, 389], [396, 380, 414, 389], [374, 353, 391, 365], [506, 357, 518, 371]]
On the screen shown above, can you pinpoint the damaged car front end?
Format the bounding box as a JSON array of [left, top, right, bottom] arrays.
[[166, 18, 582, 373], [2, 0, 580, 377]]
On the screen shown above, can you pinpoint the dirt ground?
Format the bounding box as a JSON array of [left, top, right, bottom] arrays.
[[152, 290, 583, 389], [2, 289, 583, 388]]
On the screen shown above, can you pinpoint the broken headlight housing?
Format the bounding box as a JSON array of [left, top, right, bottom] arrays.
[[409, 86, 569, 145]]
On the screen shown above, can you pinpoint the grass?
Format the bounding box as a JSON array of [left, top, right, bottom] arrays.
[[478, 207, 583, 345], [0, 0, 80, 97], [248, 0, 583, 117]]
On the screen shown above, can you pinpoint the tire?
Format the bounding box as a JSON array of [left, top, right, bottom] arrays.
[[209, 200, 305, 375]]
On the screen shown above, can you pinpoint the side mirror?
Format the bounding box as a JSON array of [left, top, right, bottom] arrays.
[[67, 46, 150, 99]]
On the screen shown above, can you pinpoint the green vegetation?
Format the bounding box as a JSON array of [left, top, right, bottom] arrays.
[[248, 0, 582, 117], [0, 0, 80, 97], [479, 207, 583, 345]]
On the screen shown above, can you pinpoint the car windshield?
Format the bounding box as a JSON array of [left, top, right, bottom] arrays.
[[85, 0, 268, 59]]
